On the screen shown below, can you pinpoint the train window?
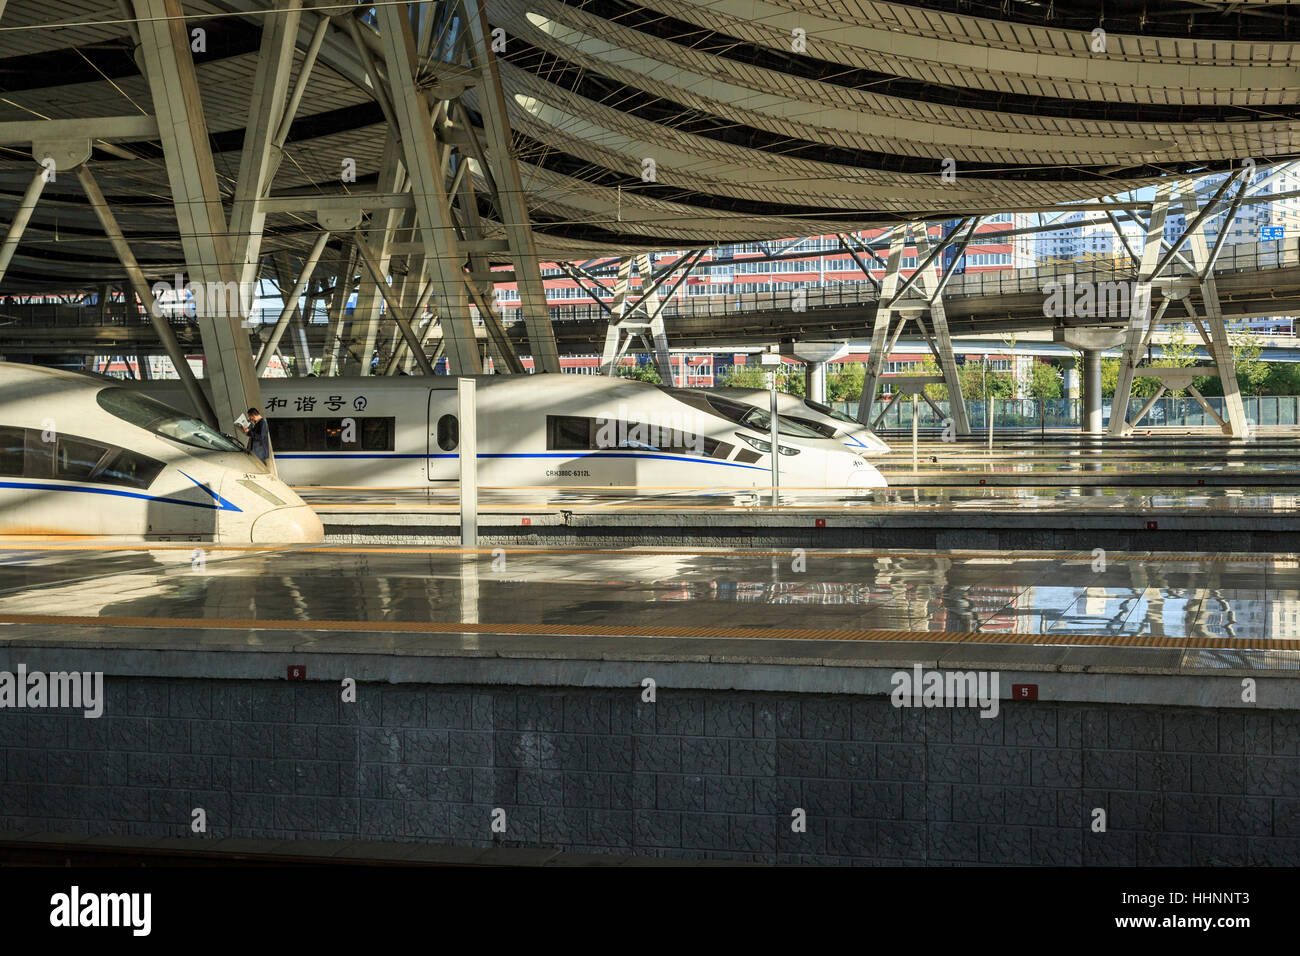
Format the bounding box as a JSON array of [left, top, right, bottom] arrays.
[[268, 418, 307, 451], [92, 449, 165, 489], [363, 417, 394, 451], [545, 415, 731, 460], [436, 415, 458, 451], [23, 430, 54, 477], [56, 436, 110, 482], [547, 415, 591, 450], [97, 387, 244, 453], [0, 427, 162, 488], [0, 426, 24, 477], [266, 417, 396, 452], [784, 415, 838, 439]]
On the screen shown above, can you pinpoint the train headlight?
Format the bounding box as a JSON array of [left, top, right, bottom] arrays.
[[735, 432, 800, 456], [237, 478, 286, 506]]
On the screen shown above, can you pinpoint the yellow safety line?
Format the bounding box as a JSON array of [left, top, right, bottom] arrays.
[[0, 612, 1286, 651], [308, 503, 1278, 514], [0, 542, 1285, 563]]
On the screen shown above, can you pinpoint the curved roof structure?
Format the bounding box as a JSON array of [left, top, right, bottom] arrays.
[[1, 0, 1299, 293]]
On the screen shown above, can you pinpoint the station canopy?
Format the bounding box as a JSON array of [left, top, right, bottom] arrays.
[[2, 0, 1300, 291]]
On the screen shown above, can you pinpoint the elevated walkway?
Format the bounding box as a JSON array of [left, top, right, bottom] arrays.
[[7, 239, 1300, 356]]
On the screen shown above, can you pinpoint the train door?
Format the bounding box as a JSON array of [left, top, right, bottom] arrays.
[[427, 389, 459, 481]]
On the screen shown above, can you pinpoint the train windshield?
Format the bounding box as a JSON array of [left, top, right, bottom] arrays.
[[803, 398, 862, 427], [96, 387, 244, 453], [660, 387, 827, 439], [703, 395, 825, 439]]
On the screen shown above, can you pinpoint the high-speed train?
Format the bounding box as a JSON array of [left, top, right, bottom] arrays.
[[140, 375, 887, 490], [703, 387, 890, 455], [0, 363, 323, 542]]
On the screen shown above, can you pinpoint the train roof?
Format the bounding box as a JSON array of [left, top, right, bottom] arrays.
[[0, 361, 114, 390]]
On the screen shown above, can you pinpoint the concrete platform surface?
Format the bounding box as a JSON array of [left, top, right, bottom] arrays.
[[0, 542, 1297, 690]]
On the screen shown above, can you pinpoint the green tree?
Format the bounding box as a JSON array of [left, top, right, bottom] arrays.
[[827, 363, 864, 403], [1190, 331, 1270, 397], [616, 364, 662, 384], [1232, 332, 1269, 396], [722, 363, 804, 396], [722, 365, 768, 389], [957, 361, 1016, 401], [1101, 356, 1119, 397], [1264, 362, 1300, 395], [1027, 360, 1063, 401]]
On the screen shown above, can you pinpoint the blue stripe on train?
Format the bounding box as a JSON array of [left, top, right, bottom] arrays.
[[0, 479, 239, 511], [275, 451, 770, 472]]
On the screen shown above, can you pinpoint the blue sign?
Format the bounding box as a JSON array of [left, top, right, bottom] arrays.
[[1262, 226, 1284, 241]]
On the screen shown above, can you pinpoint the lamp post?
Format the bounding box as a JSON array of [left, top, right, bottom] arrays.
[[984, 353, 994, 455], [760, 349, 782, 505]]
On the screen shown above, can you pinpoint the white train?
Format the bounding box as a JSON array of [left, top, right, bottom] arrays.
[[139, 375, 887, 490], [0, 363, 323, 542], [703, 387, 890, 455]]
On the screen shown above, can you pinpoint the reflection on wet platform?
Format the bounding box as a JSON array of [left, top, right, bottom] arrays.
[[0, 543, 1297, 658], [296, 484, 1300, 516]]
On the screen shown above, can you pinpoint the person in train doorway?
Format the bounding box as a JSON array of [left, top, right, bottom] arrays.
[[242, 407, 272, 465]]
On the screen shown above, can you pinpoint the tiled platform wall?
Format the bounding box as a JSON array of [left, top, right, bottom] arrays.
[[3, 677, 1299, 865]]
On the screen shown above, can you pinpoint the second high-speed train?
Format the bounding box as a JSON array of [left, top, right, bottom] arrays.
[[140, 375, 888, 490], [0, 362, 323, 542], [703, 387, 890, 455]]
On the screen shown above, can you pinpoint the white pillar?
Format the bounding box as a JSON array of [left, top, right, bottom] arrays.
[[458, 378, 477, 546]]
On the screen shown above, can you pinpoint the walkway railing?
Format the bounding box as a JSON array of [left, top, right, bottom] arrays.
[[6, 235, 1300, 333], [489, 235, 1300, 331]]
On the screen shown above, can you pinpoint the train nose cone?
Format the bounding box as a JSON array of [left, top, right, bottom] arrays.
[[250, 505, 324, 544], [846, 464, 888, 488]]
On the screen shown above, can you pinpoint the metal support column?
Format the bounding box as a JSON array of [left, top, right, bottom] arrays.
[[462, 0, 560, 372], [599, 253, 701, 381], [1178, 181, 1249, 437], [805, 361, 827, 406], [377, 5, 481, 374], [227, 2, 303, 289], [343, 138, 405, 376], [133, 0, 261, 429], [1110, 180, 1174, 437], [256, 231, 330, 374], [321, 245, 356, 377], [600, 258, 635, 374], [857, 225, 908, 423], [290, 277, 317, 376], [0, 166, 49, 285], [912, 221, 975, 435], [78, 164, 216, 425], [636, 254, 675, 385], [1082, 349, 1103, 435]]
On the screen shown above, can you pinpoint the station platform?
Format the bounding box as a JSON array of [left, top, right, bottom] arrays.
[[4, 539, 1299, 865], [1, 540, 1296, 681], [305, 487, 1300, 552], [296, 433, 1300, 552]]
